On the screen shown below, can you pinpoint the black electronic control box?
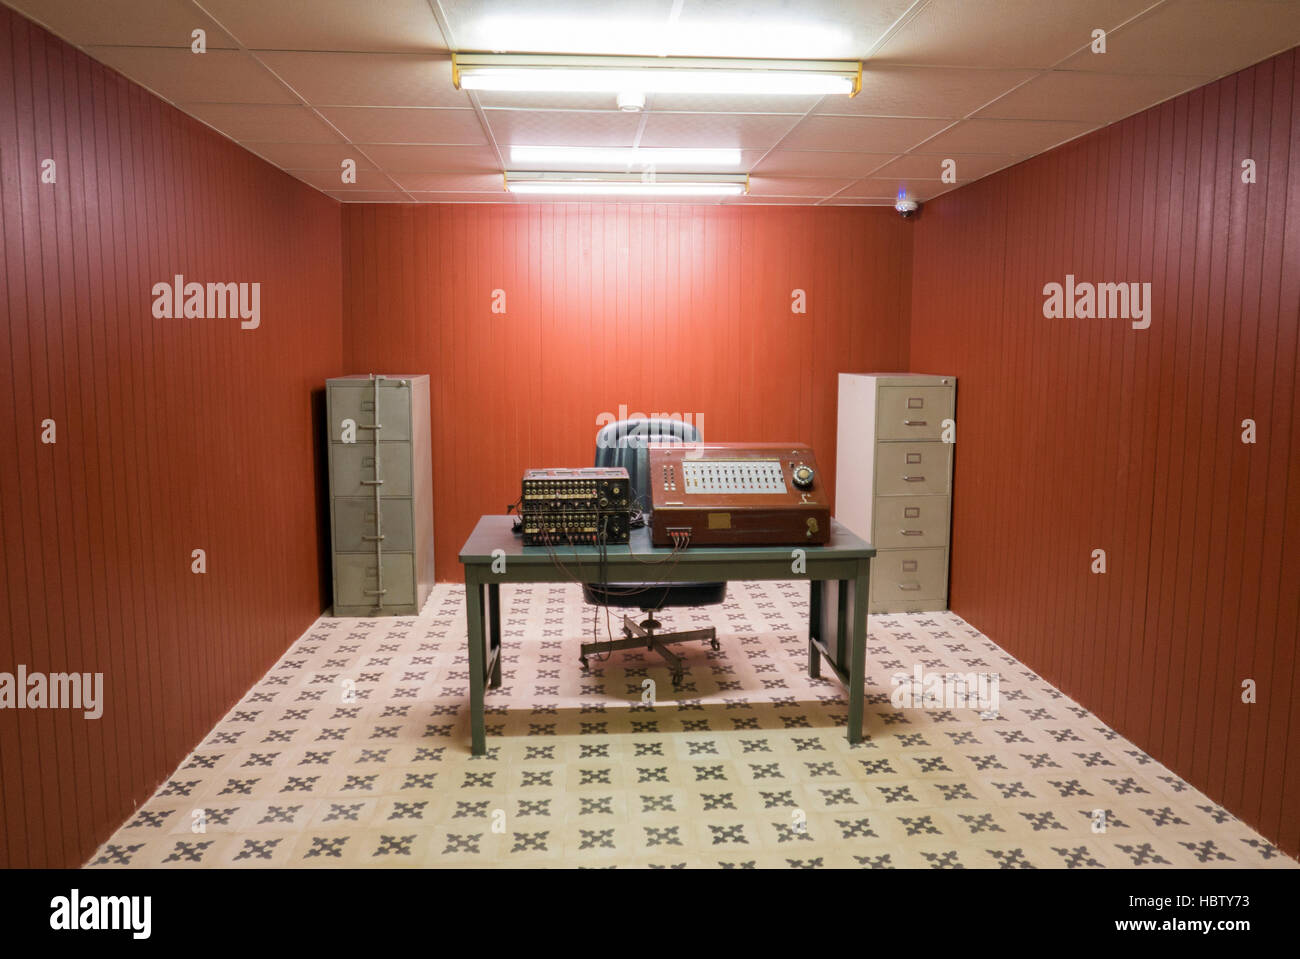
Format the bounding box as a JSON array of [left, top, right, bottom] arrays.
[[521, 467, 631, 544]]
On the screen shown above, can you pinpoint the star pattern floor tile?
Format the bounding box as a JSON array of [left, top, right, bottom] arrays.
[[86, 582, 1296, 869]]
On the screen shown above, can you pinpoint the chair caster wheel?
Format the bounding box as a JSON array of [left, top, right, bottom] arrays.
[[710, 639, 720, 651], [579, 657, 589, 671]]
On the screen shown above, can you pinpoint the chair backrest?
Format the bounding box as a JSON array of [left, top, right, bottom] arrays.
[[594, 418, 701, 512]]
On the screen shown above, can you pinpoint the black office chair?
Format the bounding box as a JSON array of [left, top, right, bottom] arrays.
[[580, 418, 727, 686]]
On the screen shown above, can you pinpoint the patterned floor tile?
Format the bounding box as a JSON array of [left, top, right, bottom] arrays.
[[85, 582, 1296, 869]]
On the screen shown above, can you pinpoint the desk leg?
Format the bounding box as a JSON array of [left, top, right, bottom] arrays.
[[488, 582, 502, 688], [848, 560, 869, 745], [808, 579, 823, 678], [465, 569, 487, 755]]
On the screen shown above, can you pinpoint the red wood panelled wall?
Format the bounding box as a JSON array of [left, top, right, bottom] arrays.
[[341, 203, 913, 580], [0, 8, 343, 867], [910, 49, 1300, 857], [7, 0, 1296, 869]]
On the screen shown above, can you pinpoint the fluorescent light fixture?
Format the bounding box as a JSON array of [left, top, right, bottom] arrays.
[[510, 146, 742, 168], [454, 53, 860, 97], [505, 172, 747, 197], [510, 183, 744, 197]]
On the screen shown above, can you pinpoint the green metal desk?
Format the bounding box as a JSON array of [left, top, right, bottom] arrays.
[[458, 515, 876, 755]]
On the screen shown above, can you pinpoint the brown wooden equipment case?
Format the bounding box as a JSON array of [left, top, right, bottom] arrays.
[[648, 442, 831, 546]]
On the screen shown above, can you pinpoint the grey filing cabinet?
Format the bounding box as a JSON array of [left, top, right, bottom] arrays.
[[327, 374, 434, 616], [835, 373, 955, 613]]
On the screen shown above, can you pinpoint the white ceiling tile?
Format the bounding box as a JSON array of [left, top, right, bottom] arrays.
[[324, 190, 410, 202], [670, 0, 916, 58], [838, 177, 913, 199], [439, 0, 677, 55], [721, 195, 826, 204], [484, 110, 643, 147], [895, 182, 952, 202], [20, 0, 1299, 205], [354, 144, 503, 173], [872, 0, 1156, 69], [200, 0, 447, 53], [914, 118, 1094, 155], [1056, 0, 1300, 77], [872, 153, 1018, 181], [257, 52, 470, 108], [181, 103, 344, 143], [976, 70, 1210, 122], [778, 116, 951, 153], [288, 169, 397, 191], [439, 0, 910, 58], [393, 172, 507, 192], [837, 177, 954, 202], [317, 107, 486, 145], [752, 151, 896, 178], [747, 175, 856, 197], [816, 65, 1038, 118], [86, 46, 297, 103], [638, 112, 801, 150], [5, 0, 237, 47], [410, 192, 515, 203], [244, 142, 379, 171]]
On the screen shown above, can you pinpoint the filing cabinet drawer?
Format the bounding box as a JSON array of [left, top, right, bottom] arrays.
[[873, 495, 950, 549], [875, 442, 951, 496], [333, 497, 414, 553], [870, 548, 948, 605], [334, 552, 415, 610], [328, 383, 413, 442], [877, 386, 953, 441], [330, 443, 412, 497]]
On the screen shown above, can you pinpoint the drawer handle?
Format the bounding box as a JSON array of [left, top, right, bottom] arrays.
[[903, 419, 927, 426], [900, 529, 923, 536], [902, 475, 926, 482], [898, 583, 922, 591]]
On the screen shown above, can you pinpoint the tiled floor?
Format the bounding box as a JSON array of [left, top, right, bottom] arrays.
[[87, 582, 1295, 869]]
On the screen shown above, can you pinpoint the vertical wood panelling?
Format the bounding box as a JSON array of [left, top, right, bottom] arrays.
[[0, 8, 343, 867], [910, 48, 1300, 858], [7, 0, 1292, 873], [341, 203, 913, 581]]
